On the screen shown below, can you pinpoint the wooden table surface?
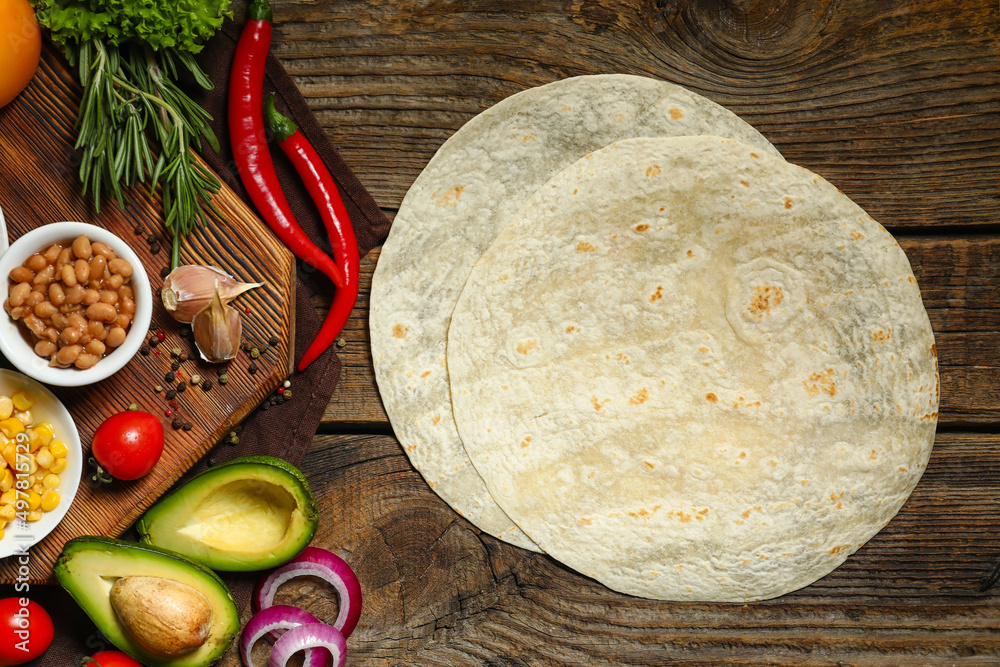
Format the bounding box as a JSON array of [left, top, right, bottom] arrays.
[[227, 0, 1000, 664]]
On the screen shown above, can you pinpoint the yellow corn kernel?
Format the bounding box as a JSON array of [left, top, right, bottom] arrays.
[[0, 418, 24, 439], [25, 511, 41, 523], [35, 448, 53, 470], [42, 474, 59, 490], [0, 490, 15, 505], [31, 483, 43, 495], [0, 469, 11, 493], [0, 397, 11, 421], [40, 490, 59, 512], [26, 491, 40, 512], [26, 430, 41, 452], [26, 458, 36, 475], [0, 505, 15, 522], [49, 458, 67, 474], [11, 390, 33, 412], [2, 445, 15, 470], [12, 411, 30, 426], [33, 423, 53, 447], [50, 440, 67, 458]]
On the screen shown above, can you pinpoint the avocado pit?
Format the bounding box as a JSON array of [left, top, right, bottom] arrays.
[[109, 576, 213, 656]]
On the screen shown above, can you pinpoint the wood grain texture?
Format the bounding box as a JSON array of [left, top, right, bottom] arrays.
[[0, 46, 295, 582], [263, 0, 1000, 230], [218, 430, 1000, 666]]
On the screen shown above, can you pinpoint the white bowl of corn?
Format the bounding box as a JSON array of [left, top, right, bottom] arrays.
[[0, 369, 81, 558]]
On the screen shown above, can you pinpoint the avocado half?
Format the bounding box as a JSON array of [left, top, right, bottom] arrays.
[[137, 456, 318, 571], [55, 537, 240, 667]]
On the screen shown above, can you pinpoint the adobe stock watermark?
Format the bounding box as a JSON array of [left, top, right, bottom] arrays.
[[6, 13, 40, 57], [10, 431, 39, 659]]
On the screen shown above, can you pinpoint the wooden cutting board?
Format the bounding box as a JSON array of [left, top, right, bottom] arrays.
[[0, 44, 295, 582]]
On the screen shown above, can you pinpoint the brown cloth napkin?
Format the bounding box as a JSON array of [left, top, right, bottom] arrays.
[[8, 17, 391, 665]]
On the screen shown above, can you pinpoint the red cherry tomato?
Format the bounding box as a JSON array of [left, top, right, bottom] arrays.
[[0, 598, 53, 666], [91, 411, 164, 480], [83, 650, 144, 667]]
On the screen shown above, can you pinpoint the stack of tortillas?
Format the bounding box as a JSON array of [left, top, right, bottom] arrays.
[[370, 75, 939, 602]]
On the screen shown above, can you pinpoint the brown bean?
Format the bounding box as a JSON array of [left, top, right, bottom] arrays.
[[119, 296, 135, 315], [33, 301, 57, 319], [41, 327, 58, 344], [8, 307, 22, 320], [119, 285, 133, 299], [26, 255, 47, 272], [22, 315, 44, 336], [64, 283, 84, 304], [85, 339, 106, 357], [55, 247, 72, 271], [108, 258, 133, 278], [89, 255, 107, 282], [56, 345, 82, 364], [106, 327, 127, 348], [67, 313, 87, 330], [9, 267, 32, 283], [72, 235, 92, 260], [51, 313, 68, 330], [82, 289, 100, 306], [9, 283, 30, 307], [86, 302, 117, 323], [106, 274, 123, 290], [74, 353, 99, 370], [60, 264, 77, 288], [87, 320, 104, 339], [42, 244, 61, 263], [25, 291, 43, 308], [79, 334, 92, 345], [60, 303, 81, 315], [115, 313, 131, 330], [74, 259, 90, 284], [33, 341, 56, 357], [32, 265, 54, 286], [98, 290, 118, 305], [91, 242, 114, 260], [60, 328, 81, 345], [48, 283, 65, 306]]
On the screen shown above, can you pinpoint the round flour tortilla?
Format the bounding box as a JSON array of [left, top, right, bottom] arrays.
[[447, 136, 939, 601], [370, 74, 781, 551]]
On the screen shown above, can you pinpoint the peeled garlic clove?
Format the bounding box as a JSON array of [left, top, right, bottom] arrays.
[[193, 286, 242, 363], [162, 265, 263, 324]]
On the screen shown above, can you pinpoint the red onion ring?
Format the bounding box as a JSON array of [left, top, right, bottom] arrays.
[[254, 546, 363, 639], [240, 605, 329, 667], [270, 623, 346, 667]]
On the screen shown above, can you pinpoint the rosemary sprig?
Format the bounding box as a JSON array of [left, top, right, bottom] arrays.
[[67, 38, 222, 270]]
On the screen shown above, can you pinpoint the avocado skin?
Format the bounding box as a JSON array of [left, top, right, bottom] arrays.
[[137, 456, 318, 571], [55, 537, 240, 667]]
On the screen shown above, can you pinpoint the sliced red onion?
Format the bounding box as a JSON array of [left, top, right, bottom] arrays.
[[241, 605, 329, 667], [270, 623, 346, 667], [254, 546, 363, 639]]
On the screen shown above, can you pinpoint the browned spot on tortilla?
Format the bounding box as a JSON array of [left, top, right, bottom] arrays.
[[392, 324, 409, 339], [431, 416, 441, 426], [870, 449, 878, 460], [705, 392, 718, 403], [576, 240, 598, 252], [650, 286, 663, 302], [434, 185, 464, 207], [686, 249, 694, 258], [931, 343, 937, 357], [630, 388, 650, 405], [920, 412, 938, 422], [678, 512, 691, 523], [748, 283, 784, 320], [770, 460, 777, 467], [784, 196, 793, 209], [698, 508, 708, 515], [829, 544, 847, 555], [520, 436, 532, 449], [520, 133, 537, 142], [573, 188, 578, 194], [695, 514, 704, 521], [407, 445, 416, 452], [635, 223, 650, 232], [646, 165, 662, 177], [851, 230, 865, 240], [592, 396, 610, 411], [516, 339, 539, 355], [421, 370, 431, 378], [699, 346, 709, 353], [908, 276, 917, 283], [668, 107, 683, 120], [897, 466, 908, 473], [740, 179, 749, 187], [873, 330, 889, 343], [566, 325, 577, 333], [739, 452, 747, 459], [803, 369, 837, 396], [578, 517, 594, 525], [750, 152, 760, 159], [588, 471, 596, 478], [643, 460, 655, 470]]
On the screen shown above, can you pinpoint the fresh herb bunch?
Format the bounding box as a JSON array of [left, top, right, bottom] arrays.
[[31, 0, 233, 270]]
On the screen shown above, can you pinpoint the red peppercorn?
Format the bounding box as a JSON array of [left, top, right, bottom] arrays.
[[277, 387, 285, 395], [176, 371, 182, 377], [244, 307, 251, 314], [157, 331, 166, 341], [165, 409, 172, 417]]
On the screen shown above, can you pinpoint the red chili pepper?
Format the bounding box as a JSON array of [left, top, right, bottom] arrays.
[[229, 0, 344, 289], [264, 94, 360, 371]]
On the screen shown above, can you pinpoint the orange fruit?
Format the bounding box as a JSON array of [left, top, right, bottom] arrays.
[[0, 0, 41, 108]]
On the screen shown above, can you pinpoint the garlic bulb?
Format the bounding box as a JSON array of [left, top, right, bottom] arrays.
[[192, 286, 242, 363], [162, 265, 263, 324]]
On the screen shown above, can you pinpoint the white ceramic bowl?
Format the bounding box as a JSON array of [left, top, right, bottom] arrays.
[[0, 222, 152, 387], [0, 204, 9, 255], [0, 369, 82, 559]]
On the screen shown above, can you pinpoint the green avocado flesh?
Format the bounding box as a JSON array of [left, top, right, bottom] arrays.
[[55, 537, 240, 667], [137, 456, 318, 571]]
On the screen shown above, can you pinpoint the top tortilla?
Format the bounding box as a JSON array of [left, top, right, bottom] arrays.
[[446, 136, 939, 601], [369, 74, 780, 551]]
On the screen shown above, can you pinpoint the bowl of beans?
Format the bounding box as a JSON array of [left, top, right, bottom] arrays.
[[0, 369, 82, 558], [0, 222, 152, 387]]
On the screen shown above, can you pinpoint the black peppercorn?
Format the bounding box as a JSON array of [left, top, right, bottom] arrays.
[[182, 422, 193, 431], [171, 418, 183, 429], [134, 225, 146, 236], [150, 242, 161, 255], [140, 345, 151, 356], [149, 337, 159, 348], [171, 360, 180, 371], [177, 382, 187, 393], [268, 335, 279, 347], [248, 363, 258, 375], [159, 266, 170, 278], [201, 380, 213, 391], [165, 389, 177, 400], [164, 372, 175, 383]]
